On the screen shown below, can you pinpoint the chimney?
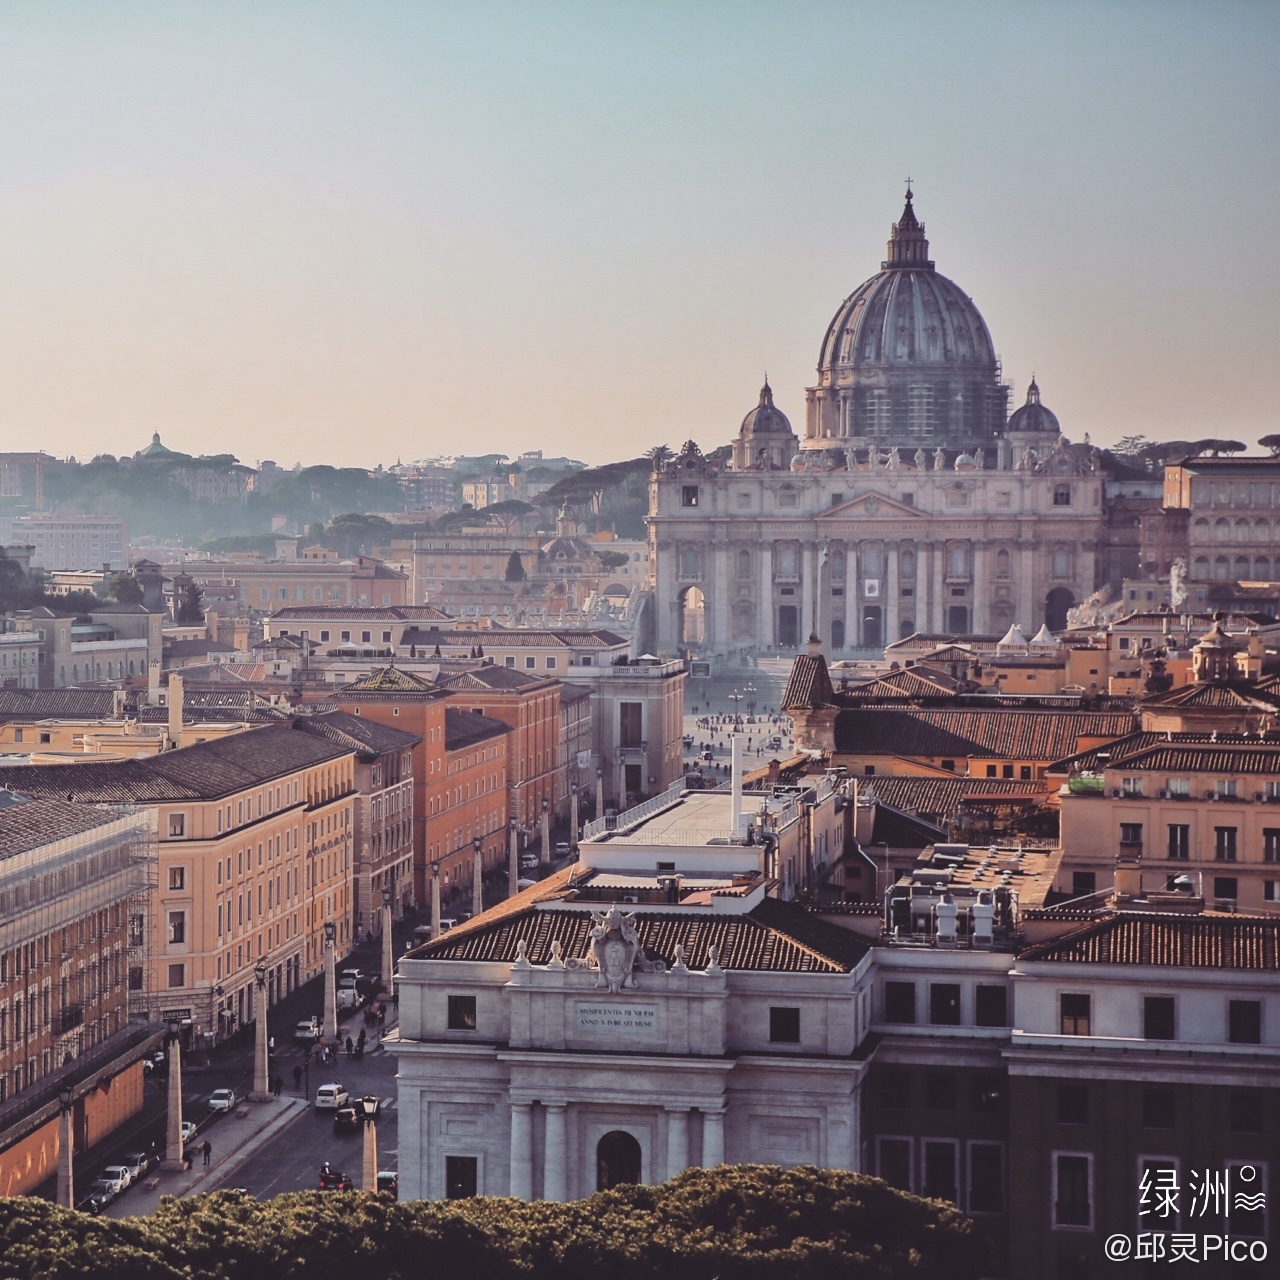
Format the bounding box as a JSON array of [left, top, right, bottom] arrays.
[[731, 734, 745, 838], [147, 659, 162, 705], [168, 673, 184, 743], [204, 608, 219, 643], [767, 757, 780, 786], [1114, 851, 1142, 900], [112, 688, 126, 719]]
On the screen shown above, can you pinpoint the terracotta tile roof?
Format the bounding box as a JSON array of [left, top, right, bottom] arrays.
[[293, 709, 422, 757], [834, 708, 1137, 761], [0, 794, 138, 858], [342, 666, 444, 696], [413, 889, 869, 974], [1019, 912, 1280, 970], [444, 708, 510, 750], [1141, 682, 1280, 711], [1048, 730, 1280, 774], [781, 653, 835, 711], [270, 605, 450, 622], [1102, 743, 1280, 774], [402, 627, 626, 650], [0, 689, 116, 721], [860, 776, 1048, 824], [839, 666, 964, 701], [437, 666, 551, 691]]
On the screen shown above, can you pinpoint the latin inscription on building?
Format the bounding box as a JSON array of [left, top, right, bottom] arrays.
[[575, 1002, 658, 1037]]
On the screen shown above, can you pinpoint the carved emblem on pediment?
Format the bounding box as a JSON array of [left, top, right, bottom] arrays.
[[584, 905, 665, 991]]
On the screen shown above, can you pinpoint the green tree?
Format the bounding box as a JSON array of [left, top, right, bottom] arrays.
[[1259, 434, 1280, 455], [175, 582, 204, 623], [108, 573, 145, 604], [598, 549, 629, 570], [505, 551, 527, 581]]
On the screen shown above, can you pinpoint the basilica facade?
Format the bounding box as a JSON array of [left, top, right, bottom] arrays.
[[649, 192, 1107, 655]]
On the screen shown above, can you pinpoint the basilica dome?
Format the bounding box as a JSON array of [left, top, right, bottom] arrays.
[[803, 190, 1009, 454], [739, 381, 792, 435], [1006, 377, 1060, 434]]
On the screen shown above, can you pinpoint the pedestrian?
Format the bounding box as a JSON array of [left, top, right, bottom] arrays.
[[346, 1035, 354, 1058], [201, 1140, 212, 1166], [293, 1063, 302, 1090]]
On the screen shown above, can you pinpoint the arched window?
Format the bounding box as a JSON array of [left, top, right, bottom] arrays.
[[597, 1131, 642, 1191], [995, 549, 1011, 579], [829, 547, 846, 580], [1214, 555, 1230, 580], [1236, 517, 1251, 539], [1234, 555, 1250, 578], [1255, 557, 1271, 579], [1193, 556, 1209, 578], [72, 664, 79, 682], [946, 542, 970, 579], [1194, 517, 1210, 530], [862, 542, 883, 576], [1256, 518, 1271, 543], [1215, 518, 1231, 542], [736, 548, 751, 579], [775, 544, 799, 579], [899, 547, 916, 580]]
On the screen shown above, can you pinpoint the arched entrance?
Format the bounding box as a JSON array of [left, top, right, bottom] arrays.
[[830, 619, 845, 649], [678, 586, 706, 646], [596, 1130, 642, 1191], [1044, 587, 1075, 631]]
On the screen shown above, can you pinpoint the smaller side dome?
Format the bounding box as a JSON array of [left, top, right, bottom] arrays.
[[1007, 377, 1061, 434], [739, 380, 792, 436], [733, 379, 798, 471]]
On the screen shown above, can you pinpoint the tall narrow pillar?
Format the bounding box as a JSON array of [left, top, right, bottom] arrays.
[[543, 1103, 568, 1201], [666, 1107, 690, 1180], [430, 865, 442, 939], [57, 1100, 74, 1207], [595, 768, 603, 821], [508, 821, 519, 898], [380, 889, 395, 996], [701, 1108, 725, 1168], [251, 964, 272, 1101], [540, 804, 551, 866], [323, 929, 338, 1041], [510, 1102, 534, 1199], [161, 1030, 185, 1170], [569, 790, 579, 854], [471, 840, 484, 917]]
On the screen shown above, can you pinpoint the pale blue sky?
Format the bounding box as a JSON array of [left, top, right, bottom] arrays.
[[0, 1, 1274, 467]]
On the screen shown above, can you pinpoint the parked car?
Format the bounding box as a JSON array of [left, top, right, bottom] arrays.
[[338, 969, 364, 984], [555, 842, 570, 857], [332, 1106, 361, 1134], [101, 1164, 133, 1192], [376, 1170, 398, 1195], [315, 1082, 348, 1110], [437, 918, 458, 932], [294, 1018, 321, 1043], [519, 853, 540, 871], [119, 1152, 153, 1182], [208, 1088, 238, 1112], [83, 1178, 119, 1210], [181, 1120, 199, 1145]]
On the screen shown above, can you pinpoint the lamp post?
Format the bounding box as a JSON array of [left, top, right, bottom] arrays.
[[323, 920, 338, 1042], [507, 817, 519, 899], [380, 884, 394, 998], [251, 962, 271, 1101], [569, 787, 579, 856], [56, 1083, 74, 1208], [161, 1018, 185, 1170], [745, 682, 757, 716], [595, 767, 603, 821], [429, 861, 442, 939], [360, 1094, 380, 1190], [641, 740, 649, 800], [539, 796, 550, 866], [471, 837, 484, 917]]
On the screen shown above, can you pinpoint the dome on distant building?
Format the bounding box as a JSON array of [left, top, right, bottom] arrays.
[[740, 381, 792, 436], [140, 432, 177, 458], [1006, 378, 1061, 435], [733, 380, 799, 471], [803, 189, 1009, 453]]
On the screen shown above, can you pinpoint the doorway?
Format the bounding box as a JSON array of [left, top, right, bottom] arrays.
[[597, 1130, 642, 1190], [777, 605, 799, 647]]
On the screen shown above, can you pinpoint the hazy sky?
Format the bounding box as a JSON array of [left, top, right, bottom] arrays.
[[0, 2, 1275, 468]]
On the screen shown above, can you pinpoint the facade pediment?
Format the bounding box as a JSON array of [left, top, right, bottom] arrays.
[[820, 491, 923, 520]]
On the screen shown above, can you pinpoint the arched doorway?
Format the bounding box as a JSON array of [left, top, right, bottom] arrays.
[[1045, 587, 1075, 631], [596, 1130, 642, 1191], [830, 619, 845, 649], [678, 587, 706, 646]]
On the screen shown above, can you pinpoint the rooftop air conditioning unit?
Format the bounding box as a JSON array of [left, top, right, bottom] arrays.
[[1256, 792, 1265, 802], [1111, 789, 1121, 798], [1207, 791, 1217, 801], [1157, 790, 1168, 799]]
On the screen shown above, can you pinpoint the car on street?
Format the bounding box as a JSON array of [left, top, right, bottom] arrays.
[[318, 1164, 352, 1191], [83, 1178, 120, 1210], [338, 969, 364, 985], [332, 1106, 361, 1134], [181, 1120, 199, 1145], [119, 1152, 153, 1182], [555, 842, 570, 857], [315, 1082, 348, 1110], [437, 918, 458, 932], [519, 853, 539, 871], [376, 1170, 398, 1195], [208, 1088, 238, 1112], [102, 1164, 133, 1191], [294, 1018, 321, 1043]]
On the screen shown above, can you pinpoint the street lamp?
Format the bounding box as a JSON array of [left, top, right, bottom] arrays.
[[323, 920, 338, 1042], [539, 795, 551, 866], [360, 1094, 380, 1190], [251, 962, 271, 1101], [380, 884, 395, 1001], [471, 837, 484, 917], [57, 1083, 75, 1208], [507, 817, 519, 899], [161, 1018, 185, 1170], [595, 767, 603, 821]]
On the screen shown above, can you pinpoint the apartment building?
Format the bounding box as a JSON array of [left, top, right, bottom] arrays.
[[0, 514, 128, 572], [0, 725, 358, 1046], [173, 555, 409, 616], [410, 529, 541, 604], [0, 795, 157, 1197]]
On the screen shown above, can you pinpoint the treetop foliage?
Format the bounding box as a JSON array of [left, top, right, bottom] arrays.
[[0, 1165, 984, 1280]]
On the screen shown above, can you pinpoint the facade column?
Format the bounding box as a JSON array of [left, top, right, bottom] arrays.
[[971, 543, 987, 634], [845, 545, 858, 651], [801, 542, 816, 641], [701, 1108, 725, 1167], [1018, 535, 1036, 631], [757, 540, 773, 649], [666, 1107, 690, 1180], [935, 541, 949, 632], [712, 537, 729, 655], [543, 1103, 568, 1201], [885, 545, 899, 645], [509, 1102, 534, 1199]]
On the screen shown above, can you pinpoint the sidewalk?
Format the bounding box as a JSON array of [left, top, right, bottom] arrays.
[[104, 1097, 305, 1217]]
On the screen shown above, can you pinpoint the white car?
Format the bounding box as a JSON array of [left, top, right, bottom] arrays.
[[101, 1164, 132, 1191], [208, 1088, 238, 1112], [181, 1120, 198, 1145], [119, 1152, 152, 1182], [315, 1083, 348, 1111]]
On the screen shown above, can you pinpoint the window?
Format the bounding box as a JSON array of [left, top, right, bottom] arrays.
[[975, 985, 1007, 1027], [878, 1070, 910, 1109], [1229, 999, 1261, 1045], [320, 630, 330, 642], [1143, 996, 1175, 1041], [971, 1071, 1005, 1113], [884, 981, 915, 1024], [1121, 777, 1143, 797], [877, 1137, 911, 1190], [1060, 993, 1090, 1036], [619, 702, 643, 749], [1167, 824, 1190, 859], [1053, 485, 1072, 507], [168, 866, 186, 891], [1053, 1153, 1093, 1228], [1056, 1085, 1089, 1126], [1071, 872, 1096, 898], [969, 1143, 1004, 1214], [1229, 1090, 1263, 1133], [445, 1155, 478, 1199], [1217, 779, 1238, 799], [167, 963, 185, 989], [1265, 829, 1280, 862], [1142, 1087, 1175, 1129], [922, 1141, 957, 1202], [1215, 826, 1238, 860], [925, 1071, 956, 1111], [1167, 777, 1190, 796], [505, 656, 515, 668], [681, 485, 699, 507], [1120, 822, 1142, 845], [769, 1006, 801, 1043], [1214, 877, 1238, 901], [546, 657, 556, 669], [524, 656, 535, 669], [168, 813, 186, 839], [167, 912, 186, 945], [929, 983, 961, 1025], [447, 995, 477, 1031], [340, 630, 351, 642]]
